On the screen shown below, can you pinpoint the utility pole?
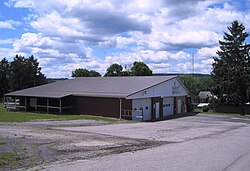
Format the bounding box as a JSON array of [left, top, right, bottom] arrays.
[[191, 53, 195, 104], [192, 53, 195, 76], [192, 53, 195, 92]]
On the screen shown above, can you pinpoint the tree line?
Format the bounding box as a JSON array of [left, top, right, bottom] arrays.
[[71, 61, 153, 77], [179, 74, 212, 98], [0, 55, 47, 100]]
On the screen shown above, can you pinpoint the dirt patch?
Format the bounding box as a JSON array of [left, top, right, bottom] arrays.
[[0, 122, 165, 170]]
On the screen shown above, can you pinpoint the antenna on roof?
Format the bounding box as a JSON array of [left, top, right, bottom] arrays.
[[192, 53, 195, 75], [192, 53, 195, 97]]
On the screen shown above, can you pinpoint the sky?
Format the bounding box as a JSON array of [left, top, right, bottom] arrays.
[[0, 0, 250, 78]]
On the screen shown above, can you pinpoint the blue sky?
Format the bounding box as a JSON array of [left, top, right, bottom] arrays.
[[0, 0, 249, 78]]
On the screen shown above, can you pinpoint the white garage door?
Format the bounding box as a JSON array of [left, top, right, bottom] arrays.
[[163, 97, 173, 116], [132, 98, 151, 121]]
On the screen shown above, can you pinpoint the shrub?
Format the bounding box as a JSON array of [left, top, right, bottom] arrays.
[[202, 105, 210, 112]]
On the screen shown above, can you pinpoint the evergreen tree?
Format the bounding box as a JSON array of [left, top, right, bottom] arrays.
[[211, 21, 250, 115], [0, 58, 9, 101], [9, 55, 47, 91]]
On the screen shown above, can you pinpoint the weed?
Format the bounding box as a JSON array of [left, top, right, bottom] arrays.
[[0, 152, 21, 167], [0, 142, 7, 145]]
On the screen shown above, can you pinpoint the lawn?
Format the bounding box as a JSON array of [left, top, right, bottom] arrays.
[[193, 108, 250, 118], [0, 103, 120, 122]]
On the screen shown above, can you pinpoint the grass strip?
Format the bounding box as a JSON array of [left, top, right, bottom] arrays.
[[193, 108, 250, 118], [0, 103, 121, 122]]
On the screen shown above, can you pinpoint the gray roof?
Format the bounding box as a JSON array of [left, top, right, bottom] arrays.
[[5, 76, 177, 98], [198, 91, 212, 100]]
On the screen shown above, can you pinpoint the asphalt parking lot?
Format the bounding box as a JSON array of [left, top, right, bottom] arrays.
[[1, 113, 250, 171], [43, 114, 250, 171]]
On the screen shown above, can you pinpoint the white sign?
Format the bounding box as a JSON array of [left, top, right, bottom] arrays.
[[172, 82, 181, 94]]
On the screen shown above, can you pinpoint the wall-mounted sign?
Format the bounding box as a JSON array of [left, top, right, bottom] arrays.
[[172, 82, 181, 94], [141, 90, 147, 96]]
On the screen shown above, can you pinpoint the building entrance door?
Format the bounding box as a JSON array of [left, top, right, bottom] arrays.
[[155, 102, 160, 119], [178, 99, 182, 113]]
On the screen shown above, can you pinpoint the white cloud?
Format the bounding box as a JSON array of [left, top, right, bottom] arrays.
[[0, 38, 16, 44], [0, 47, 15, 61], [3, 0, 250, 77], [104, 50, 191, 66], [197, 47, 219, 59], [0, 20, 21, 29]]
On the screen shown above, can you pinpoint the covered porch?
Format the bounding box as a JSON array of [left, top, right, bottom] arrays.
[[5, 95, 73, 115]]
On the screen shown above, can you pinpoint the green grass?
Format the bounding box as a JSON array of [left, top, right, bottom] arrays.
[[0, 103, 121, 122], [193, 108, 250, 118], [0, 152, 21, 167]]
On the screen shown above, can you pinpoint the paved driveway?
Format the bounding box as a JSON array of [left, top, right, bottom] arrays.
[[57, 114, 246, 142], [40, 114, 250, 171]]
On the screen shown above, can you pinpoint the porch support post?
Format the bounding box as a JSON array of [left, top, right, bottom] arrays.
[[25, 97, 27, 112], [59, 98, 62, 115], [14, 97, 17, 111], [6, 96, 9, 112], [47, 98, 49, 114], [35, 98, 37, 112]]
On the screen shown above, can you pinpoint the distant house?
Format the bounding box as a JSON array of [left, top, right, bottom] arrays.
[[4, 76, 189, 121], [198, 91, 213, 103]]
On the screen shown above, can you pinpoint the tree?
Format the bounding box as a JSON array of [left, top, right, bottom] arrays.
[[179, 75, 200, 96], [9, 55, 47, 91], [131, 61, 152, 76], [179, 75, 213, 102], [211, 21, 250, 115], [89, 70, 101, 77], [104, 63, 123, 77], [0, 58, 9, 101], [72, 68, 101, 77]]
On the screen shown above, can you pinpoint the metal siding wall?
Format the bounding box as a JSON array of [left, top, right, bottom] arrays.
[[127, 78, 188, 99]]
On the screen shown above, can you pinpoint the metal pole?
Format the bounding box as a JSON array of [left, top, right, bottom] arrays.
[[192, 53, 194, 75], [25, 97, 27, 112]]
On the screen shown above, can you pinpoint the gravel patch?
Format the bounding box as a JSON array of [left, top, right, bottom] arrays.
[[0, 120, 164, 171]]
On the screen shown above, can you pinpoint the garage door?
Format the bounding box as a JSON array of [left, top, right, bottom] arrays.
[[132, 98, 151, 121], [163, 97, 173, 116]]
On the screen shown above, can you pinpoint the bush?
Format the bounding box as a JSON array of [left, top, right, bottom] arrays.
[[202, 105, 210, 112]]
